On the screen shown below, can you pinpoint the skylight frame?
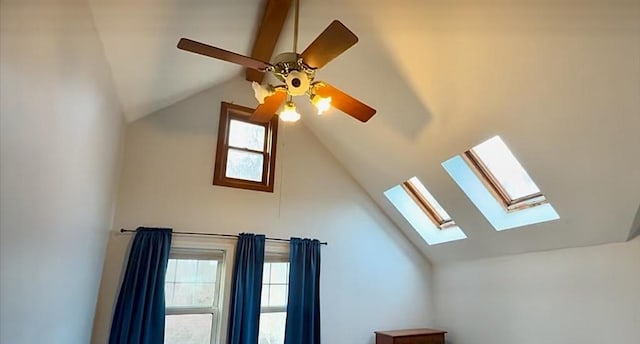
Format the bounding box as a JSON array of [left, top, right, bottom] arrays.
[[385, 181, 467, 245], [442, 155, 559, 231], [401, 178, 456, 229], [463, 137, 547, 212]]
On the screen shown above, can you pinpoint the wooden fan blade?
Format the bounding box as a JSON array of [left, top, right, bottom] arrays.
[[246, 0, 292, 83], [315, 83, 376, 122], [177, 38, 271, 71], [301, 20, 358, 69], [250, 91, 287, 122]]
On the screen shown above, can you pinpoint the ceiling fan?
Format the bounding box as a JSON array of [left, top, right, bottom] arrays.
[[177, 0, 376, 123]]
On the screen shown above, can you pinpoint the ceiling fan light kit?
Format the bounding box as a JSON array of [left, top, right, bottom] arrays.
[[311, 94, 332, 115], [280, 101, 302, 122], [177, 0, 376, 123], [251, 81, 275, 104]]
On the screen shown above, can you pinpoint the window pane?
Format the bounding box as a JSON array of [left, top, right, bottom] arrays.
[[269, 263, 288, 284], [229, 119, 265, 151], [193, 283, 216, 306], [407, 177, 452, 222], [166, 259, 217, 308], [168, 282, 215, 308], [175, 260, 197, 283], [269, 285, 288, 307], [196, 260, 218, 283], [226, 149, 264, 182], [165, 314, 212, 344], [261, 285, 270, 307], [166, 259, 177, 282], [262, 263, 271, 284], [471, 136, 541, 200], [165, 283, 175, 305], [261, 262, 290, 307], [258, 312, 286, 344]]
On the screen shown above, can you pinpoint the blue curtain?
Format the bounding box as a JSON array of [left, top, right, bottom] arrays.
[[109, 227, 172, 344], [284, 238, 321, 344], [227, 233, 266, 344]]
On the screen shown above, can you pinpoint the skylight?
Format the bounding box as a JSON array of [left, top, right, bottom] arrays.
[[402, 177, 455, 228], [385, 177, 466, 245], [465, 136, 546, 210], [443, 136, 559, 231]]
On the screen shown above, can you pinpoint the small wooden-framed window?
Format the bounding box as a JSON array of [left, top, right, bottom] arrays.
[[464, 136, 547, 211], [401, 177, 456, 229], [213, 102, 278, 192]]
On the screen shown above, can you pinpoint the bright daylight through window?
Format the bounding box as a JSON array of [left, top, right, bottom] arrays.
[[385, 177, 467, 245], [213, 102, 278, 192], [465, 136, 547, 211], [259, 262, 290, 344], [164, 253, 223, 344], [442, 135, 559, 231], [226, 119, 266, 182], [402, 177, 455, 229]]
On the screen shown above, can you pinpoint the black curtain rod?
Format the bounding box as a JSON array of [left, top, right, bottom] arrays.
[[119, 228, 328, 246]]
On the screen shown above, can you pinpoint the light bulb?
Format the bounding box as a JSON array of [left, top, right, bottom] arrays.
[[251, 81, 273, 104], [311, 95, 332, 115], [279, 101, 301, 122]]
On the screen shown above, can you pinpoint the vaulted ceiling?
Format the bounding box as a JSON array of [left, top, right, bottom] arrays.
[[88, 0, 640, 263]]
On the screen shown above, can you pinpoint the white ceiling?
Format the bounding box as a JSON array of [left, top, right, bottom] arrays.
[[88, 0, 266, 122], [89, 0, 640, 263]]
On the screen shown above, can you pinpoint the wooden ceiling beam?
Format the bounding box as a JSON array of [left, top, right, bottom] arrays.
[[246, 0, 292, 83]]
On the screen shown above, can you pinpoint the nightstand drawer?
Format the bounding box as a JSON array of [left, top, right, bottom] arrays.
[[375, 328, 447, 344], [395, 335, 445, 344]]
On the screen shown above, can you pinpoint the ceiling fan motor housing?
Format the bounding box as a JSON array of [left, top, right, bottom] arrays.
[[286, 71, 310, 96], [271, 52, 316, 96]]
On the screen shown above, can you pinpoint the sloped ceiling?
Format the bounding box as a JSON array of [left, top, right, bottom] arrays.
[[88, 0, 265, 121], [89, 0, 640, 263]]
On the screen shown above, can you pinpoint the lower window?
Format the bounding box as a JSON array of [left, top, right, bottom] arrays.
[[259, 261, 290, 344], [164, 251, 224, 344]]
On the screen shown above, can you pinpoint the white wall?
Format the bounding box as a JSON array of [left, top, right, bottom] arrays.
[[91, 77, 435, 343], [0, 1, 124, 343], [433, 238, 640, 343], [629, 205, 640, 240]]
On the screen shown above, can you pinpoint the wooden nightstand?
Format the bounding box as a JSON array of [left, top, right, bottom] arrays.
[[375, 328, 447, 344]]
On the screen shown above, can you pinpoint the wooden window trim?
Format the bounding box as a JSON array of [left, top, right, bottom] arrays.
[[464, 150, 547, 212], [401, 180, 456, 229], [213, 102, 278, 192]]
